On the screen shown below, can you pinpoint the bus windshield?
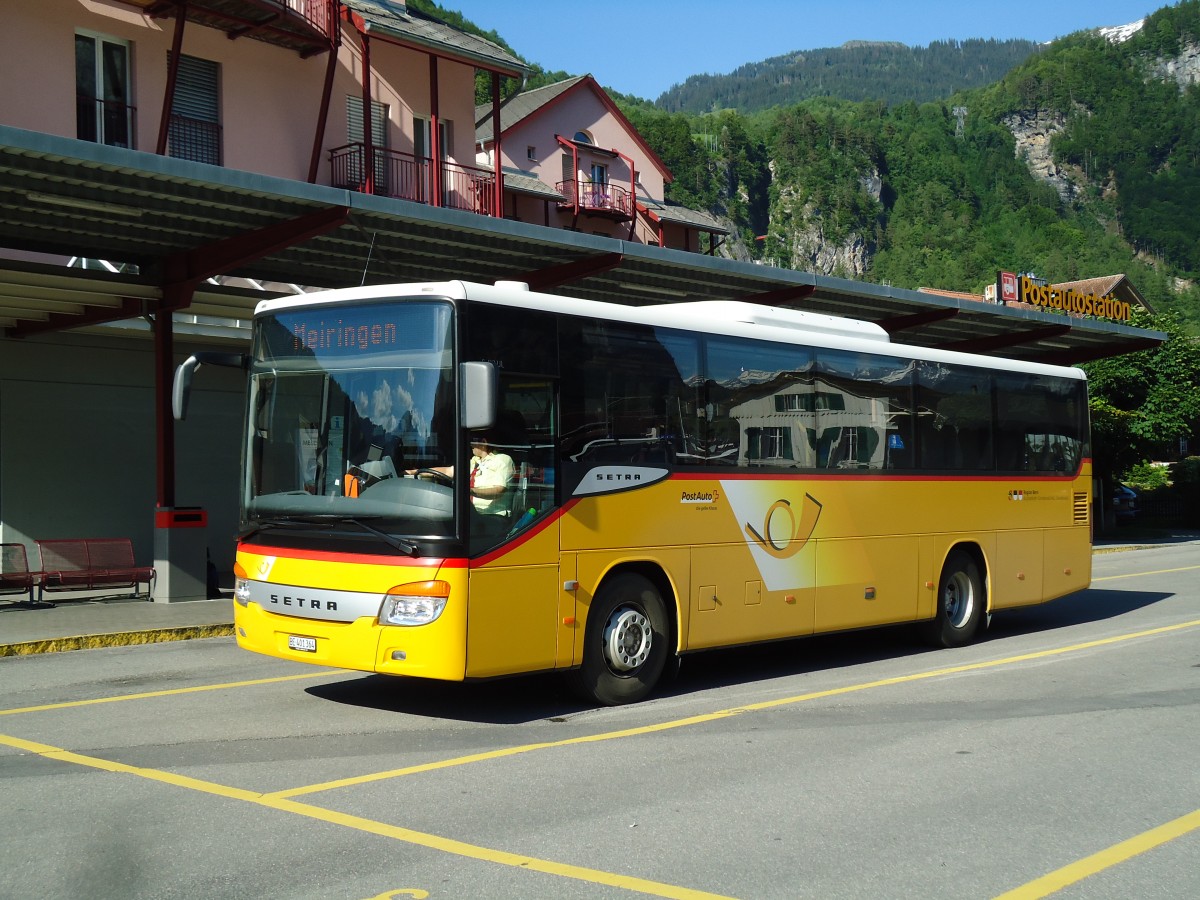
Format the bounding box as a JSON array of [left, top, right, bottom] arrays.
[[243, 299, 459, 538]]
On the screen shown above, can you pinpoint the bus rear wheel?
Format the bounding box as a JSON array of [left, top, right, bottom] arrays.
[[923, 548, 985, 648], [569, 573, 669, 706]]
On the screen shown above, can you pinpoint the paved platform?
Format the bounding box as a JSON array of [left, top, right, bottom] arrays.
[[0, 595, 234, 657], [2, 532, 1196, 657]]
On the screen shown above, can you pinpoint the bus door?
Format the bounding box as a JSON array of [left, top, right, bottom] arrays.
[[465, 377, 567, 677]]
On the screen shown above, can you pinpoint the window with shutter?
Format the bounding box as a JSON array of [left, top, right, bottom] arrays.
[[347, 96, 389, 191], [166, 53, 221, 165]]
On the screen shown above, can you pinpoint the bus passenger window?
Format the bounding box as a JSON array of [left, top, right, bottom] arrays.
[[810, 350, 916, 471], [559, 320, 697, 466], [706, 338, 814, 469], [995, 371, 1086, 474], [917, 363, 994, 471]]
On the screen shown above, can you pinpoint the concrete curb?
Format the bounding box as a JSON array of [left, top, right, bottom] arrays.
[[0, 623, 235, 658]]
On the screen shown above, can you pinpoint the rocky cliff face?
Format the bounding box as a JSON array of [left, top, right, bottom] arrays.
[[781, 213, 872, 278], [1002, 109, 1080, 203], [1153, 41, 1200, 90], [740, 160, 877, 277], [1004, 42, 1200, 201]]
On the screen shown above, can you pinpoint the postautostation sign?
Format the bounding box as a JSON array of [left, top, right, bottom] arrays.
[[998, 271, 1132, 323]]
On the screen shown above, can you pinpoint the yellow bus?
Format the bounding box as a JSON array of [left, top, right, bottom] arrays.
[[180, 280, 1092, 704]]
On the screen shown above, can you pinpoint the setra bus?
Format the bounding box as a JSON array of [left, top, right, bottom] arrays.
[[175, 280, 1092, 704]]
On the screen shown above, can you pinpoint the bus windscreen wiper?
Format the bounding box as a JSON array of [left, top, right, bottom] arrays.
[[244, 515, 418, 556], [240, 518, 310, 540], [337, 516, 419, 556]]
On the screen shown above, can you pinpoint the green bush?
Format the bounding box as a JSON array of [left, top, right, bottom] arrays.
[[1172, 457, 1200, 485], [1122, 461, 1171, 491]]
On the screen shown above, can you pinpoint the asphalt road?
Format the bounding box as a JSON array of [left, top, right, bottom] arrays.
[[2, 541, 1198, 900]]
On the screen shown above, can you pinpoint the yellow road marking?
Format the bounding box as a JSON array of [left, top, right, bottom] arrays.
[[274, 618, 1200, 799], [0, 732, 732, 900], [0, 732, 263, 801], [4, 616, 1199, 896], [994, 808, 1200, 899], [0, 671, 338, 717], [1092, 564, 1200, 582]]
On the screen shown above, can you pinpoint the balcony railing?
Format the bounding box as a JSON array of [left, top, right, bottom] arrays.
[[166, 114, 223, 166], [124, 0, 338, 56], [330, 143, 496, 216], [556, 179, 633, 219], [283, 0, 337, 37], [76, 96, 137, 150]]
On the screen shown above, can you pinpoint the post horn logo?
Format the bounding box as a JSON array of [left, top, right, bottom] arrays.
[[744, 494, 823, 559]]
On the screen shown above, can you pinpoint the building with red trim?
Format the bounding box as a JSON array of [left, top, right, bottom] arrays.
[[476, 75, 727, 252]]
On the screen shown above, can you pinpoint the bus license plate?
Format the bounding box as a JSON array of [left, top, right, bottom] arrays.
[[288, 635, 317, 653]]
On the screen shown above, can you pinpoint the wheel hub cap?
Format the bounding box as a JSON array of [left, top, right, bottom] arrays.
[[604, 607, 652, 672], [945, 572, 974, 628]]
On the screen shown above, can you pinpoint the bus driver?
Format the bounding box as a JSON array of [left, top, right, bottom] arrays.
[[466, 432, 514, 516], [409, 431, 514, 517]]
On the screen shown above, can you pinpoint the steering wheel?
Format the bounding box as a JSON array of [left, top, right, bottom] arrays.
[[414, 468, 453, 487]]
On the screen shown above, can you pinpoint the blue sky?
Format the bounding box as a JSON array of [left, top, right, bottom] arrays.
[[445, 0, 1160, 100]]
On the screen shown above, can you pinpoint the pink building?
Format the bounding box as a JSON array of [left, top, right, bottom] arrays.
[[476, 75, 727, 253], [3, 1, 720, 252], [4, 0, 522, 217]]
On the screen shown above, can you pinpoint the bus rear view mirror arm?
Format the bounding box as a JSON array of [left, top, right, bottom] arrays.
[[172, 352, 249, 421]]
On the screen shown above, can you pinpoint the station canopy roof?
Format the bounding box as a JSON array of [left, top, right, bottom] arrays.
[[0, 126, 1165, 365]]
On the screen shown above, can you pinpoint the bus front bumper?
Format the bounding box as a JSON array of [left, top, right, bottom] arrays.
[[233, 601, 468, 681]]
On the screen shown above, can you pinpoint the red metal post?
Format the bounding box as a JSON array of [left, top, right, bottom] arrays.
[[361, 32, 374, 194], [307, 16, 340, 183], [491, 71, 502, 217], [429, 55, 441, 207], [153, 300, 177, 509], [156, 4, 187, 156]]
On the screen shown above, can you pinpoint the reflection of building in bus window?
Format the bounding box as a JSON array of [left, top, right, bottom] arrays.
[[729, 376, 887, 469]]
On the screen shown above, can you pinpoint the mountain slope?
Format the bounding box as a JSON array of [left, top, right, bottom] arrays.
[[656, 39, 1041, 113]]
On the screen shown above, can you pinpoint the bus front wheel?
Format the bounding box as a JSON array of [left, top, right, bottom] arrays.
[[923, 549, 985, 648], [569, 573, 670, 706]]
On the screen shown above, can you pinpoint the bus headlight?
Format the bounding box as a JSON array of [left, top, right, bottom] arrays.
[[379, 581, 451, 626], [233, 563, 251, 607]]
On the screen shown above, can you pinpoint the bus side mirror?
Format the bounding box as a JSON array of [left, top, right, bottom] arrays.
[[172, 352, 248, 420], [460, 361, 497, 430]]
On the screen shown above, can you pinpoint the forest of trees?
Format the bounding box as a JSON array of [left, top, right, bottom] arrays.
[[655, 39, 1042, 113], [624, 3, 1200, 335]]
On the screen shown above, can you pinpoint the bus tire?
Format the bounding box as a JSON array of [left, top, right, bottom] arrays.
[[923, 548, 985, 648], [568, 573, 670, 706]]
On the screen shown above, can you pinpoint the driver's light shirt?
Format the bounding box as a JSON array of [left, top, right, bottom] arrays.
[[470, 452, 514, 514]]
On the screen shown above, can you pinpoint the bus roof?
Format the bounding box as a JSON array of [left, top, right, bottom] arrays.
[[254, 280, 1086, 381]]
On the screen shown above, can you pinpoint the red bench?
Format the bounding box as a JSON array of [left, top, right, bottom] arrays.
[[36, 538, 155, 603], [1, 543, 43, 606]]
